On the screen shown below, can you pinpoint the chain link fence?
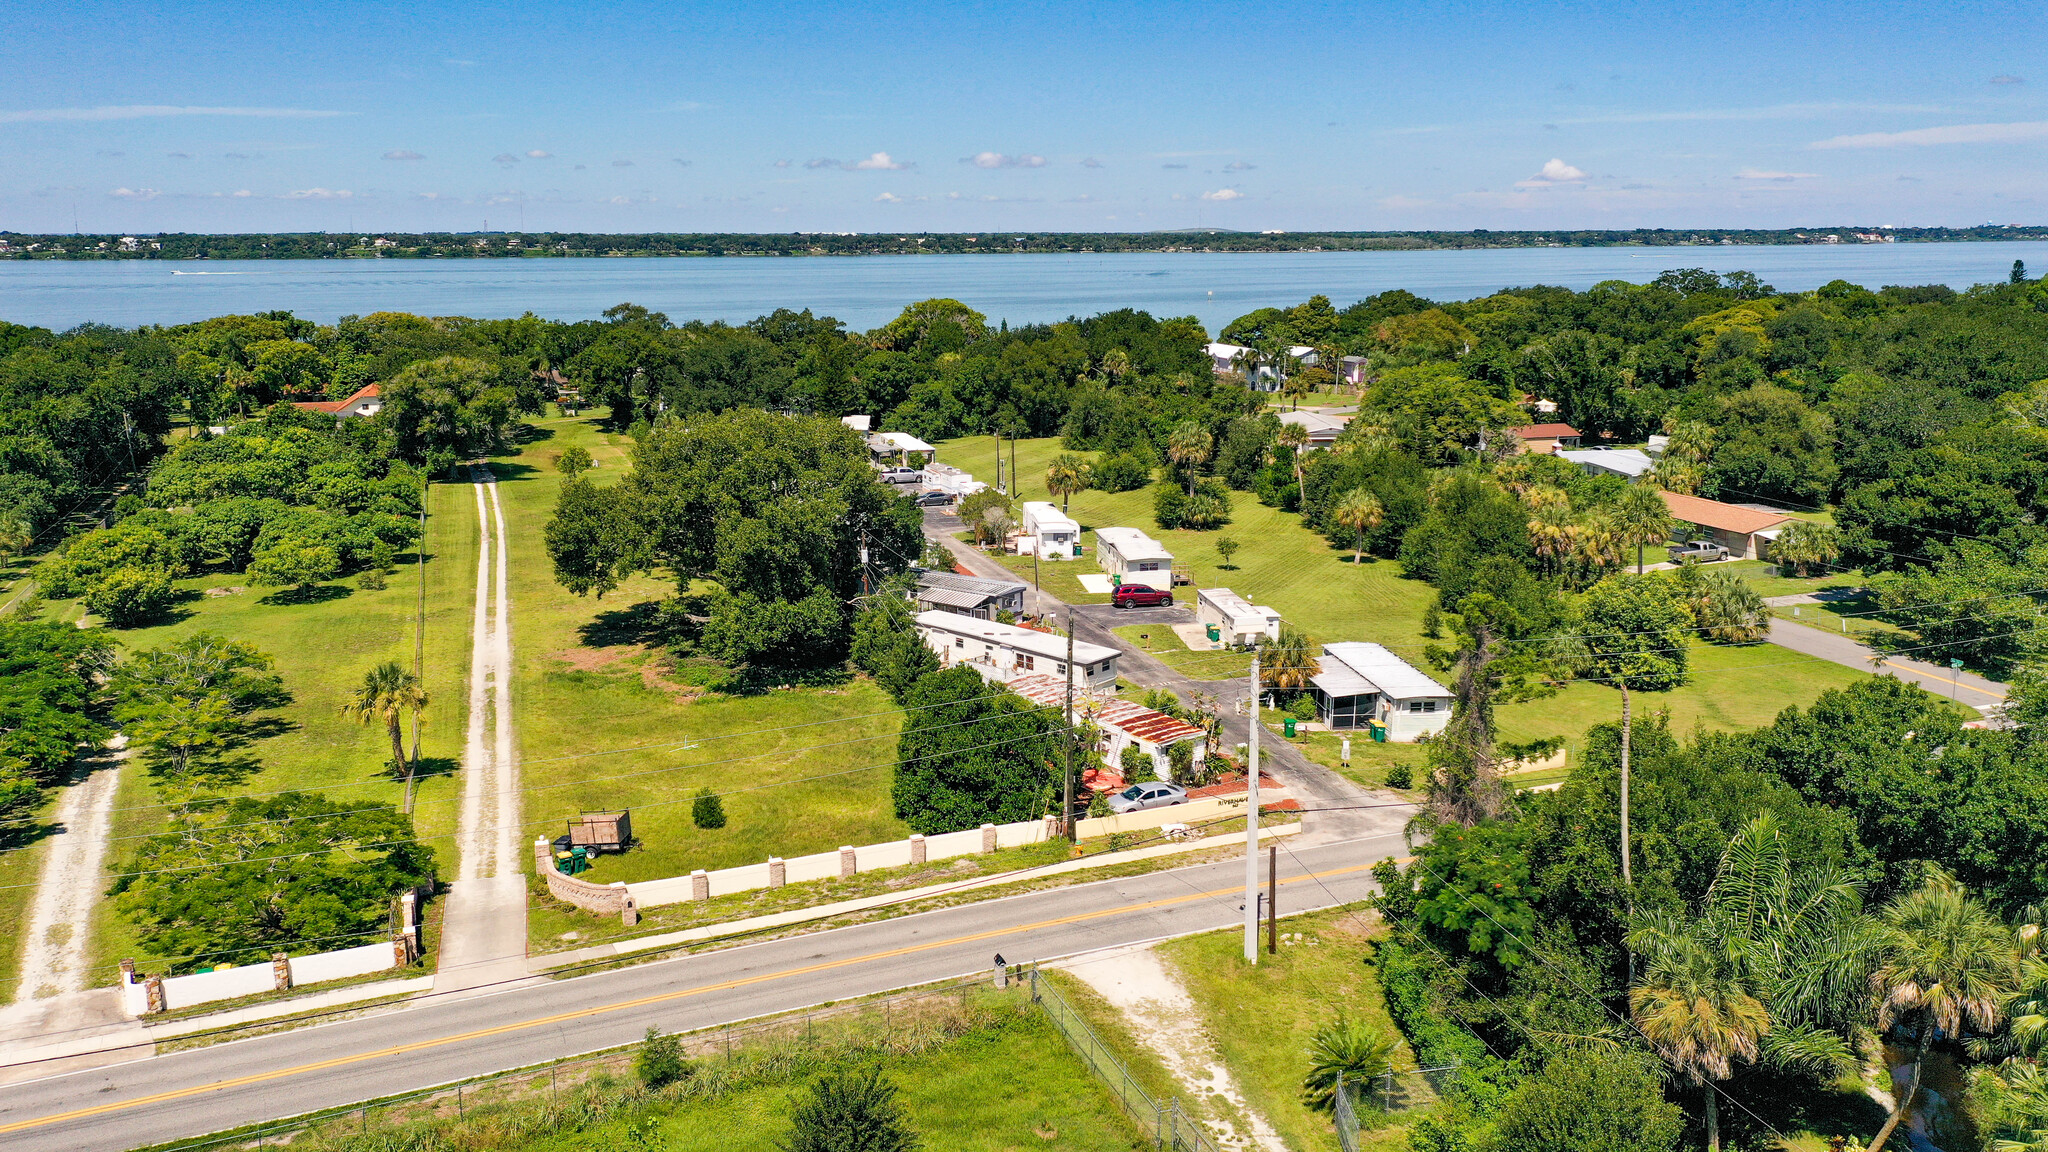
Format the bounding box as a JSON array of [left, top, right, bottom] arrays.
[[1026, 965, 1221, 1152], [1334, 1063, 1461, 1151]]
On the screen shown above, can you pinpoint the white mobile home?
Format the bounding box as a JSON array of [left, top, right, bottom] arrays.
[[1094, 527, 1174, 589], [1308, 642, 1453, 742], [915, 611, 1120, 692], [1194, 589, 1281, 646], [912, 570, 1027, 620], [1020, 502, 1081, 558], [1008, 674, 1208, 784]]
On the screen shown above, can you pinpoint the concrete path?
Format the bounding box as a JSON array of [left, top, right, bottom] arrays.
[[1765, 617, 2008, 712], [436, 467, 528, 994], [0, 832, 1403, 1152]]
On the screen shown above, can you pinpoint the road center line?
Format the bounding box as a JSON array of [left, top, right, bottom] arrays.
[[0, 862, 1376, 1135]]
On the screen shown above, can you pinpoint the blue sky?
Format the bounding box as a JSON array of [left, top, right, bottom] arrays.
[[2, 0, 2044, 234]]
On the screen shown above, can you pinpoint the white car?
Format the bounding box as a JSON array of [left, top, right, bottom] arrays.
[[1107, 782, 1188, 814], [878, 466, 922, 484]]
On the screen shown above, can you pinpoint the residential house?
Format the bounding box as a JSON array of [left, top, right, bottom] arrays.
[[1020, 502, 1081, 559], [914, 611, 1119, 691], [866, 431, 936, 466], [1277, 410, 1348, 450], [840, 414, 873, 433], [290, 383, 383, 420], [920, 462, 985, 498], [1008, 674, 1207, 785], [1558, 447, 1656, 480], [1195, 588, 1281, 646], [1202, 342, 1318, 392], [1657, 491, 1792, 561], [1504, 423, 1581, 455], [911, 570, 1027, 620], [1338, 355, 1369, 388], [1308, 642, 1453, 741], [1094, 527, 1174, 589]]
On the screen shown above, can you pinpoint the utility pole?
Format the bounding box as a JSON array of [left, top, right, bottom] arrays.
[[859, 529, 870, 598], [1062, 614, 1076, 841], [1268, 843, 1278, 955], [1244, 651, 1262, 963]]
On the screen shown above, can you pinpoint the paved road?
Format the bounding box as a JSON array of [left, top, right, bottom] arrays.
[[1764, 617, 2007, 711], [0, 833, 1402, 1152]]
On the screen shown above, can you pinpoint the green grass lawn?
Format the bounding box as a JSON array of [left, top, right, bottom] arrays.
[[1111, 622, 1253, 680], [484, 416, 911, 900], [936, 436, 1436, 652], [1158, 907, 1417, 1152], [1293, 730, 1429, 793], [0, 788, 66, 1004]]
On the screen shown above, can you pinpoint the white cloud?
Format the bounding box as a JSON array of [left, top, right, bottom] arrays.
[[773, 159, 792, 168], [1080, 157, 1103, 168], [966, 151, 1046, 168], [804, 157, 839, 169], [492, 153, 520, 165], [1223, 160, 1255, 171], [1811, 120, 2048, 148], [109, 187, 159, 200], [526, 149, 551, 159], [283, 187, 352, 199], [851, 151, 907, 170], [0, 104, 344, 124], [1515, 158, 1587, 187], [608, 195, 633, 204], [384, 149, 424, 161], [875, 192, 906, 203], [1734, 168, 1818, 181], [231, 189, 252, 197], [1200, 188, 1244, 201]]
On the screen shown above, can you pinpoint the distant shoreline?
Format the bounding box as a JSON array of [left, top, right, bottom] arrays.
[[4, 226, 2046, 261]]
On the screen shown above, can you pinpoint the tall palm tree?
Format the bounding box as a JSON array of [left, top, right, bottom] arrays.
[[1333, 488, 1385, 564], [1629, 920, 1770, 1152], [1259, 625, 1321, 701], [1230, 345, 1262, 389], [1574, 507, 1627, 576], [1865, 869, 2020, 1152], [1166, 421, 1213, 496], [1772, 520, 1842, 578], [341, 661, 429, 813], [1098, 347, 1133, 385], [1615, 483, 1675, 575], [1523, 488, 1578, 576], [1274, 421, 1311, 492], [1044, 453, 1091, 512], [1314, 343, 1347, 394]]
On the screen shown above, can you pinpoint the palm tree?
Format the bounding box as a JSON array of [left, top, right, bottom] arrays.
[[1044, 453, 1091, 512], [1523, 487, 1577, 576], [1315, 343, 1347, 395], [1629, 920, 1770, 1152], [1615, 483, 1675, 575], [1230, 345, 1262, 389], [1651, 419, 1715, 495], [1098, 347, 1133, 385], [1333, 488, 1385, 564], [1772, 520, 1841, 578], [1166, 421, 1213, 496], [1574, 507, 1627, 576], [1676, 566, 1770, 644], [1274, 420, 1311, 491], [1300, 1015, 1398, 1113], [341, 661, 429, 812], [1865, 869, 2020, 1152], [1259, 625, 1321, 701]]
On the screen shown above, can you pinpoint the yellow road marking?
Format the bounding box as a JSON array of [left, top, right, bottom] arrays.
[[1880, 661, 2005, 700], [2, 861, 1376, 1135]]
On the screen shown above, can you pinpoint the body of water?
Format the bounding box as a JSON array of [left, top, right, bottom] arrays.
[[0, 241, 2039, 334]]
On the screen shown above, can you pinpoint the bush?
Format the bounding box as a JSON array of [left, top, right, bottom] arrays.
[[782, 1066, 919, 1152], [1153, 482, 1188, 529], [691, 788, 727, 829], [85, 566, 177, 627], [636, 1026, 689, 1088], [1301, 1015, 1398, 1112], [1121, 744, 1156, 784], [1087, 789, 1111, 818], [356, 568, 388, 590], [1384, 762, 1414, 789], [1091, 452, 1152, 493]]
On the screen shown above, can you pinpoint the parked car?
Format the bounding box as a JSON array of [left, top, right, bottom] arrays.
[[913, 489, 953, 507], [1667, 539, 1731, 562], [1111, 583, 1174, 608], [878, 466, 922, 484], [1107, 781, 1188, 814]]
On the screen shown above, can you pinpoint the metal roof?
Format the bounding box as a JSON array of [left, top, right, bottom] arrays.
[[918, 570, 1025, 599], [918, 586, 999, 610], [1319, 642, 1450, 701], [1094, 526, 1173, 562], [1007, 675, 1204, 746], [915, 611, 1118, 665], [1557, 447, 1656, 478]]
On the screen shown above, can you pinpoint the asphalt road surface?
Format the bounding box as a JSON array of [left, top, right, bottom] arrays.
[[0, 832, 1403, 1152]]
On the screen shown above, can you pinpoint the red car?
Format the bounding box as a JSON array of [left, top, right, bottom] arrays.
[[1111, 583, 1174, 608]]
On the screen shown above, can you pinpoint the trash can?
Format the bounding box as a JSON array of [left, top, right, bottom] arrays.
[[1111, 574, 1122, 587], [1370, 721, 1387, 744], [1072, 543, 1083, 557], [1206, 624, 1220, 642], [1283, 717, 1297, 738]]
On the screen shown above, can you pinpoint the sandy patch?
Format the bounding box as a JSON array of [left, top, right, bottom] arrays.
[[1062, 943, 1286, 1152]]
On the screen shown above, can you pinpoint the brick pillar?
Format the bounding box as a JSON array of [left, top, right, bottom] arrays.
[[839, 846, 856, 878], [768, 857, 786, 887], [909, 834, 926, 865], [621, 890, 639, 927], [273, 952, 292, 991], [690, 870, 709, 902], [534, 838, 554, 877], [392, 932, 409, 967], [981, 824, 997, 853], [119, 958, 136, 984], [144, 974, 166, 1014], [1042, 814, 1059, 842]]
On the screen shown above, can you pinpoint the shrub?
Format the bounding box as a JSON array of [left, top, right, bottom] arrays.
[[556, 445, 594, 477], [1301, 1014, 1398, 1112], [1384, 762, 1414, 789], [1091, 452, 1152, 493], [781, 1066, 920, 1152], [636, 1026, 689, 1088], [1120, 744, 1156, 784], [85, 566, 177, 627], [356, 568, 388, 590], [1165, 739, 1193, 783], [1087, 789, 1111, 818], [691, 788, 727, 829]]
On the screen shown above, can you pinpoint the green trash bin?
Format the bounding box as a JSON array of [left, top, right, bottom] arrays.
[[1370, 721, 1387, 743], [1283, 717, 1297, 738], [1111, 574, 1122, 587], [1072, 543, 1083, 557], [1206, 624, 1220, 642]]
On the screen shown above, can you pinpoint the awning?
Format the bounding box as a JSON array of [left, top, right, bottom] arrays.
[[1311, 666, 1379, 700], [919, 586, 995, 610]]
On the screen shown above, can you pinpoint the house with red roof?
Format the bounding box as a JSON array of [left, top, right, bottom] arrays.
[[1656, 490, 1793, 561], [1007, 673, 1208, 790], [1502, 422, 1581, 455], [290, 383, 383, 420]]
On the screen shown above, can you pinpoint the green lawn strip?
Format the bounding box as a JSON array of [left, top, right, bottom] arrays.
[[486, 417, 912, 907], [933, 436, 1437, 653], [1504, 766, 1569, 790], [0, 788, 66, 1005], [1293, 731, 1429, 793], [1110, 623, 1253, 681], [1157, 906, 1419, 1152]]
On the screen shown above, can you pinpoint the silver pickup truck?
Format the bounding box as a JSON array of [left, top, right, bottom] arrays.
[[1667, 539, 1731, 562]]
